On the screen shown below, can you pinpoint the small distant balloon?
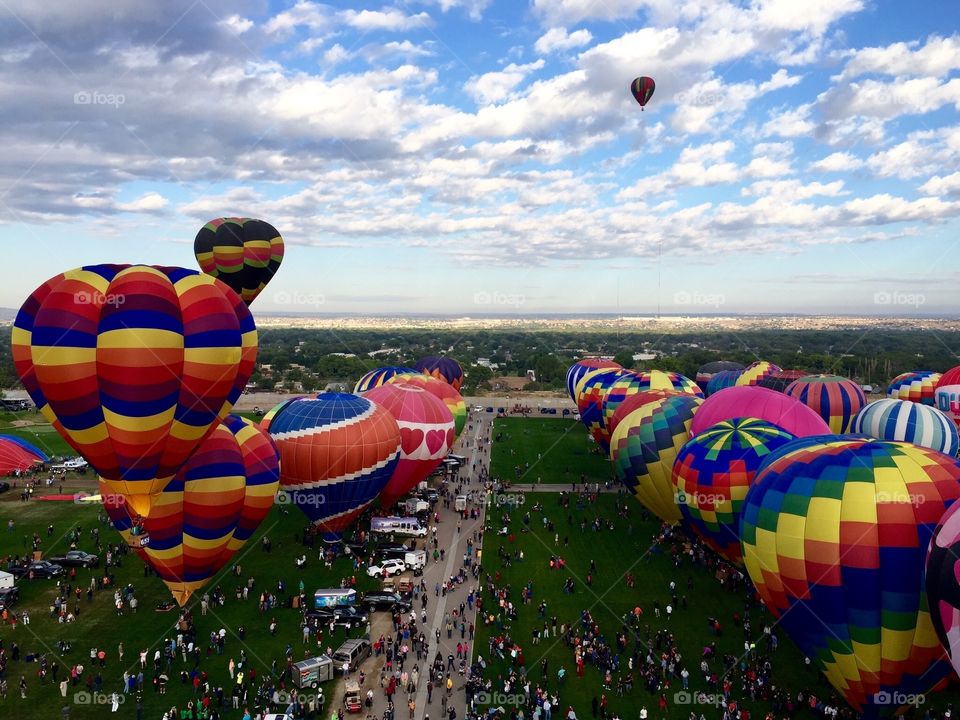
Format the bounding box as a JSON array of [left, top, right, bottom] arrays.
[[631, 76, 655, 109]]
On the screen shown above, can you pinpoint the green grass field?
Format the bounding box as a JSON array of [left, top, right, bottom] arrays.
[[472, 460, 960, 720], [0, 499, 370, 719], [490, 418, 611, 486]]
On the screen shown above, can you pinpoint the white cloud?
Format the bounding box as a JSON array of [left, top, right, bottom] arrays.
[[809, 152, 863, 173], [762, 104, 815, 137], [534, 27, 593, 54], [818, 77, 960, 122], [416, 0, 491, 21], [466, 60, 546, 105], [220, 15, 254, 34], [265, 1, 330, 35], [339, 8, 432, 32], [839, 35, 960, 80], [117, 192, 168, 213], [920, 172, 960, 197]]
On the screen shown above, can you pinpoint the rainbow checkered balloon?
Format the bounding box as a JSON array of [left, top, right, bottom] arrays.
[[577, 367, 631, 453], [735, 360, 781, 387], [740, 438, 960, 715], [671, 417, 795, 564], [888, 371, 941, 406]]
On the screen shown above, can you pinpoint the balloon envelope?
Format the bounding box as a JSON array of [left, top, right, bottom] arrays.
[[567, 359, 621, 403], [757, 369, 808, 394], [888, 371, 941, 406], [414, 356, 464, 392], [852, 398, 959, 456], [706, 370, 742, 396], [630, 76, 655, 107], [784, 374, 866, 434], [696, 361, 744, 393], [384, 373, 467, 438], [935, 367, 960, 430], [12, 264, 257, 517], [690, 386, 831, 438], [735, 361, 781, 387], [355, 366, 418, 394], [0, 435, 48, 474], [926, 501, 960, 678], [194, 217, 284, 306], [577, 368, 631, 453]]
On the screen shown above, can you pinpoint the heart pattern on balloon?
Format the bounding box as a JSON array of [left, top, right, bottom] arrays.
[[426, 429, 447, 455], [400, 427, 425, 455]]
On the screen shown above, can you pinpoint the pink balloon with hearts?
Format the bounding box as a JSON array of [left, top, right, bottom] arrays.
[[363, 383, 456, 508]]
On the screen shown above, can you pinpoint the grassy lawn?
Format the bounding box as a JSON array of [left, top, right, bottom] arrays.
[[484, 419, 960, 720], [490, 418, 611, 486], [0, 497, 373, 719]]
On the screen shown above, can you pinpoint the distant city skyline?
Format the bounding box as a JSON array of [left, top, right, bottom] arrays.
[[1, 1, 958, 315]]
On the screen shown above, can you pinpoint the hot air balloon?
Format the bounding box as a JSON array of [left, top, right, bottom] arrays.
[[757, 369, 808, 394], [695, 361, 745, 394], [364, 384, 455, 508], [0, 435, 48, 475], [414, 356, 464, 392], [607, 390, 681, 438], [671, 418, 795, 564], [384, 373, 467, 438], [577, 367, 630, 453], [258, 397, 301, 434], [609, 394, 703, 523], [567, 359, 621, 403], [266, 393, 400, 541], [193, 217, 284, 306], [355, 367, 418, 394], [926, 501, 960, 677], [603, 371, 702, 431], [12, 265, 257, 517], [706, 370, 742, 396], [784, 375, 865, 434], [101, 415, 280, 605], [690, 386, 831, 439], [734, 361, 782, 387], [936, 367, 960, 430], [630, 76, 655, 109], [852, 399, 959, 456], [740, 438, 960, 715], [888, 371, 942, 406]]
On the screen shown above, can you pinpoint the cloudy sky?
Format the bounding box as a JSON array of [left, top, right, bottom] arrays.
[[1, 0, 959, 316]]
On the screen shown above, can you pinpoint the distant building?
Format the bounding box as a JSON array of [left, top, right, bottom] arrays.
[[477, 358, 500, 370], [633, 353, 657, 362]]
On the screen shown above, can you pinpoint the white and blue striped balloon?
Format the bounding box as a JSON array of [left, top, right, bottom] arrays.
[[852, 398, 959, 456]]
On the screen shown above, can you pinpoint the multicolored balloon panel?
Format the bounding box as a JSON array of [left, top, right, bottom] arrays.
[[740, 439, 960, 715], [671, 418, 796, 564], [11, 265, 256, 517], [567, 359, 621, 403], [734, 361, 782, 387], [690, 386, 831, 439], [607, 390, 681, 438], [695, 361, 744, 394], [414, 355, 464, 392], [577, 368, 630, 453], [364, 383, 455, 508], [221, 415, 281, 547], [609, 394, 703, 523], [384, 373, 467, 438], [926, 501, 960, 677], [888, 371, 942, 406], [706, 370, 742, 396], [603, 371, 701, 432], [0, 434, 48, 475], [935, 367, 960, 431], [193, 217, 284, 306], [757, 369, 808, 394], [266, 393, 400, 540], [355, 366, 418, 394], [630, 76, 655, 108], [853, 399, 959, 456], [784, 374, 866, 434]]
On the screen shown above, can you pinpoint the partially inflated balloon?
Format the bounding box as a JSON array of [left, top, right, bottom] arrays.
[[384, 373, 467, 438], [12, 265, 256, 517], [690, 386, 831, 439], [364, 384, 455, 508], [355, 367, 418, 394], [610, 394, 703, 523], [757, 370, 808, 394], [671, 418, 795, 564], [706, 370, 742, 396], [888, 371, 941, 406], [267, 393, 400, 541], [735, 361, 781, 387], [577, 368, 630, 453], [936, 367, 960, 431], [414, 356, 464, 392], [0, 435, 48, 475], [695, 361, 744, 394], [101, 416, 280, 605], [852, 399, 959, 456], [784, 375, 866, 434], [567, 359, 621, 403], [194, 217, 284, 306], [741, 439, 960, 715]]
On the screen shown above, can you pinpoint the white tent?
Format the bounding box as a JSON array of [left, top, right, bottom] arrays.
[[0, 571, 14, 589]]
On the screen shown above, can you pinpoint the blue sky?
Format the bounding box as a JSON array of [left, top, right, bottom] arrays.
[[0, 0, 959, 316]]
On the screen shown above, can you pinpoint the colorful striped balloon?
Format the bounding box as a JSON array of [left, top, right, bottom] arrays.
[[609, 394, 703, 523], [384, 373, 467, 438], [365, 384, 455, 508], [734, 361, 782, 387], [12, 265, 256, 517], [757, 369, 808, 394], [741, 438, 960, 715], [576, 367, 631, 453], [101, 415, 280, 606], [266, 393, 400, 541], [672, 418, 796, 564], [567, 359, 621, 403], [888, 371, 941, 406], [935, 366, 960, 431], [852, 398, 959, 456], [602, 371, 702, 431], [0, 435, 48, 475], [194, 217, 284, 306], [695, 361, 744, 394], [927, 501, 960, 678], [414, 355, 464, 392], [355, 366, 418, 394], [706, 369, 742, 396], [785, 374, 866, 434]]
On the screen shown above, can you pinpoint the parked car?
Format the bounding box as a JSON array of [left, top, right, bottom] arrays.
[[418, 489, 439, 503], [366, 559, 407, 578], [0, 481, 10, 493], [11, 561, 64, 579], [48, 550, 99, 568], [306, 605, 369, 629], [374, 542, 410, 557], [361, 591, 412, 612], [0, 586, 20, 611]]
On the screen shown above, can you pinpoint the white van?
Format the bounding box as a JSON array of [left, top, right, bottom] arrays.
[[404, 550, 427, 571], [455, 495, 467, 512], [370, 516, 427, 538]]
